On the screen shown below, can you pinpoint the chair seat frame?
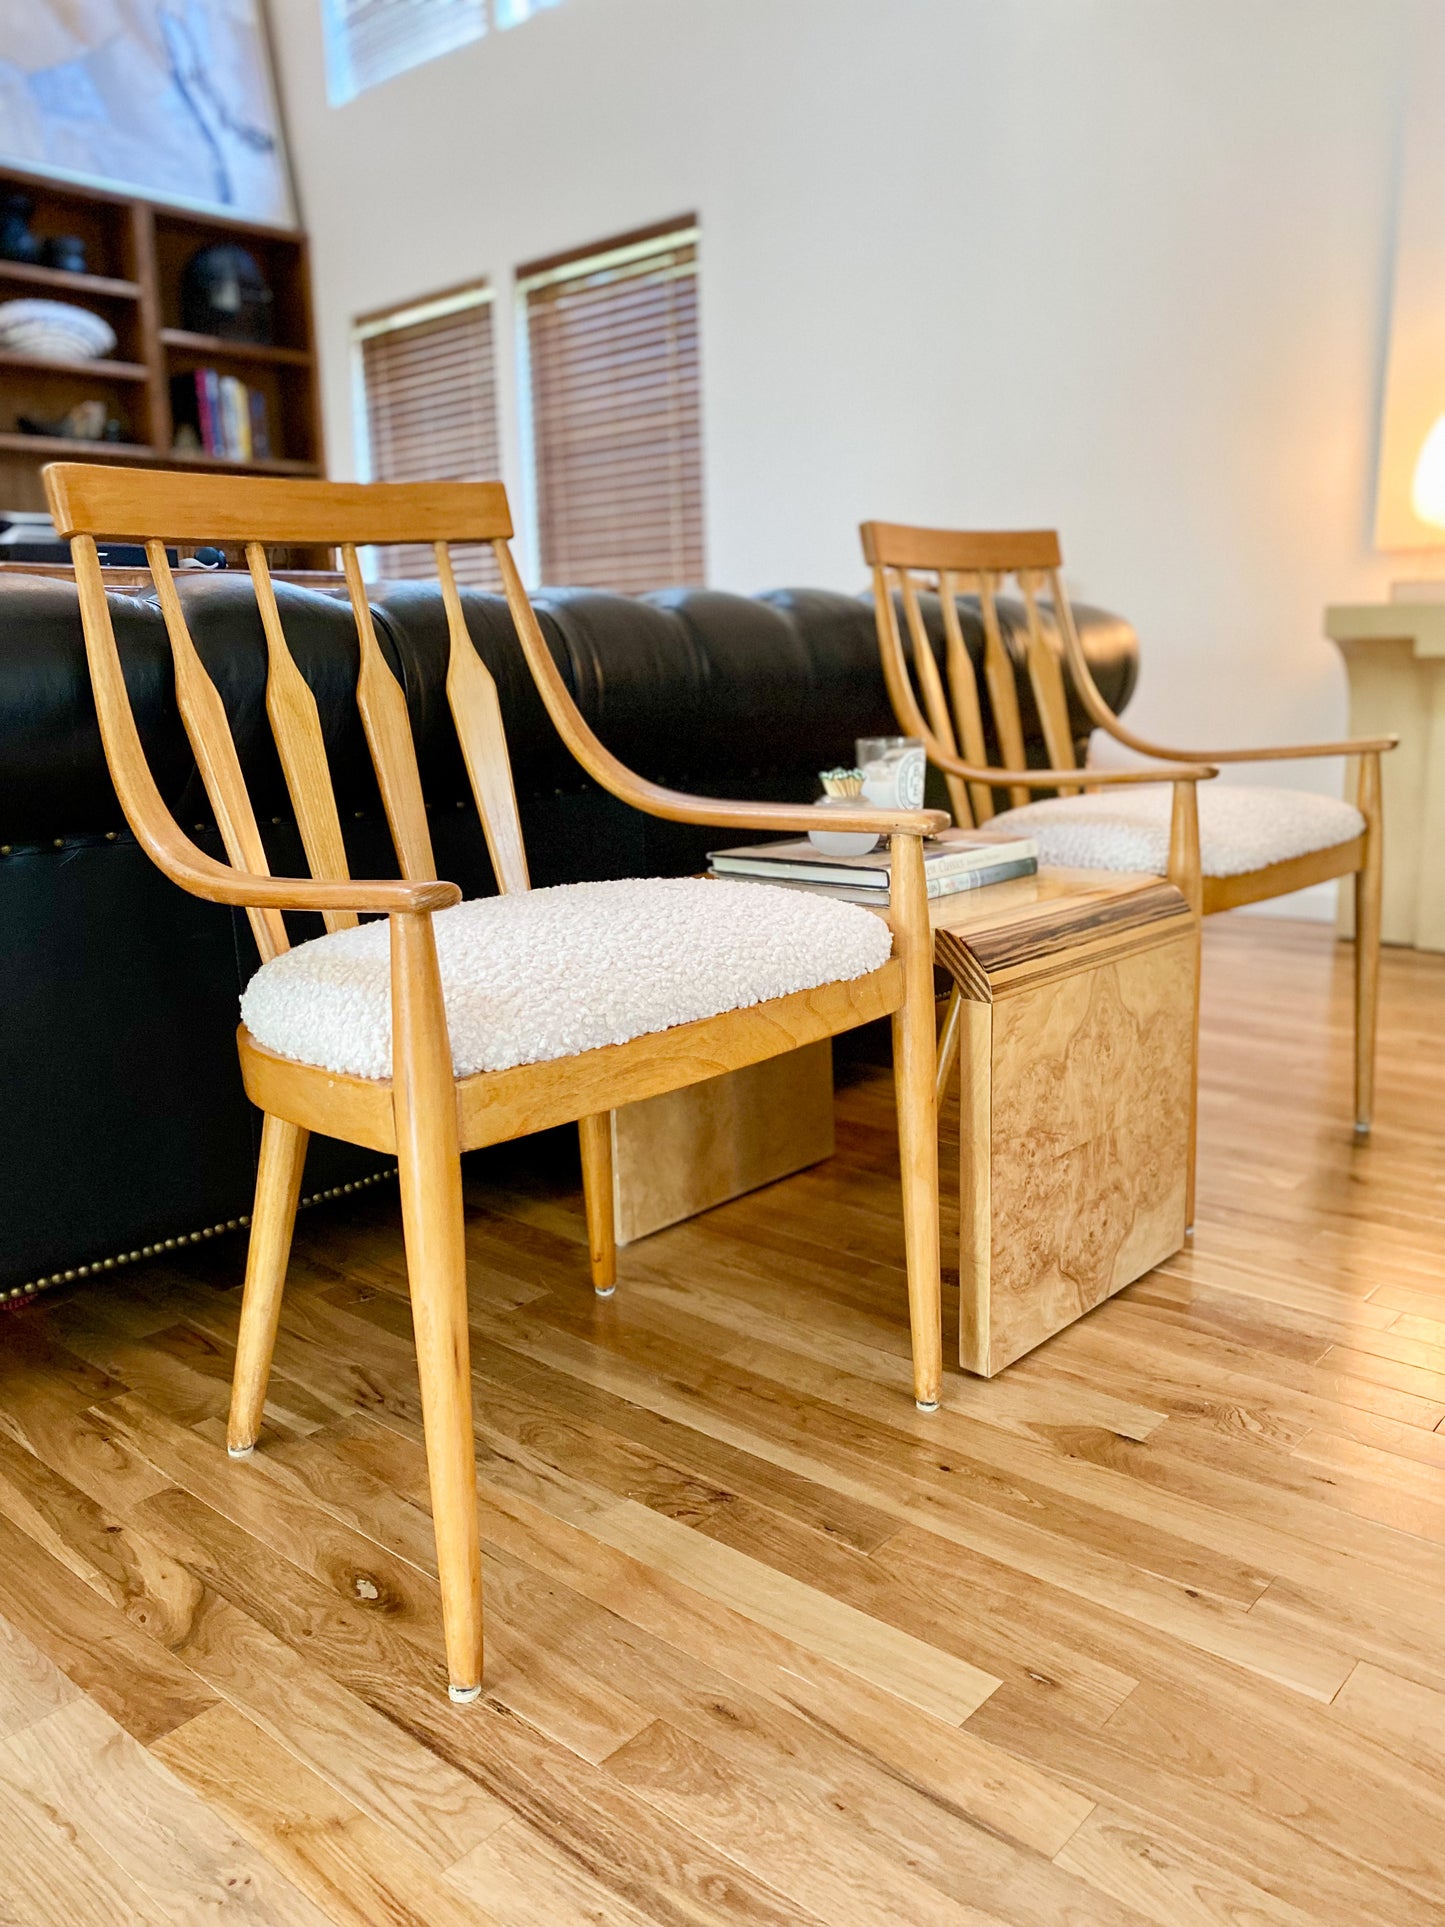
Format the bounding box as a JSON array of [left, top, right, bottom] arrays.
[[236, 963, 906, 1156]]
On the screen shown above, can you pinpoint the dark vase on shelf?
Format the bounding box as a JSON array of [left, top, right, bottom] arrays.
[[0, 191, 40, 264], [180, 243, 274, 343], [41, 234, 88, 274]]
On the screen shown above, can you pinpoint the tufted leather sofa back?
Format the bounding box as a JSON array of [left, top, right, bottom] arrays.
[[0, 569, 1137, 1300], [0, 574, 1137, 836]]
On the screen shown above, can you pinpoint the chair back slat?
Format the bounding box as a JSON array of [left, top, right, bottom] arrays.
[[146, 541, 289, 961], [340, 543, 437, 883], [436, 543, 530, 895], [869, 562, 954, 777], [1018, 571, 1080, 792], [937, 570, 994, 826], [975, 571, 1030, 810], [897, 569, 971, 826], [246, 543, 358, 935]]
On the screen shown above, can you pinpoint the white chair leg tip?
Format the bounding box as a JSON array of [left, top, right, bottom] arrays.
[[915, 1398, 940, 1414], [448, 1682, 482, 1704], [594, 1284, 616, 1299], [1354, 1120, 1372, 1139], [226, 1443, 255, 1460]]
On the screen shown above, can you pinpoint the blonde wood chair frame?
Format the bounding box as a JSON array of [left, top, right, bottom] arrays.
[[47, 464, 949, 1702], [861, 521, 1396, 1138]]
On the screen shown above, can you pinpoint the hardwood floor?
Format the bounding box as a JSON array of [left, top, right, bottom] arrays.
[[0, 914, 1441, 1926]]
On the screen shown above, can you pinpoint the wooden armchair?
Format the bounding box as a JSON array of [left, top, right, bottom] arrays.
[[861, 521, 1396, 1136], [47, 463, 949, 1703]]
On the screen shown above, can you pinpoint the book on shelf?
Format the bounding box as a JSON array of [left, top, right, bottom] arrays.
[[248, 385, 271, 458], [219, 374, 250, 460], [707, 826, 1036, 891], [169, 368, 272, 462], [710, 854, 1038, 905]]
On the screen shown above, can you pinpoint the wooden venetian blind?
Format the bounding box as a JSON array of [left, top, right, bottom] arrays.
[[522, 221, 704, 592], [358, 285, 501, 584]]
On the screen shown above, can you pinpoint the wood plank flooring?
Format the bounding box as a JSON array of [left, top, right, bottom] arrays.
[[0, 914, 1441, 1925]]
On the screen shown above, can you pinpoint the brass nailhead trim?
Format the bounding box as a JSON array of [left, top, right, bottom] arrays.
[[3, 1165, 400, 1304], [2, 832, 127, 854]]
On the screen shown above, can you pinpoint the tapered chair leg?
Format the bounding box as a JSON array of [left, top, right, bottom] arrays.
[[578, 1112, 617, 1296], [1356, 867, 1379, 1133], [1354, 761, 1384, 1137], [1354, 882, 1382, 1134], [399, 1136, 483, 1700], [391, 911, 484, 1701], [889, 836, 943, 1411], [227, 1113, 308, 1459], [1167, 779, 1204, 1235]]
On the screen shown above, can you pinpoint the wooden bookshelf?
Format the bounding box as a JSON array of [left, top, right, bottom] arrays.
[[0, 163, 323, 518]]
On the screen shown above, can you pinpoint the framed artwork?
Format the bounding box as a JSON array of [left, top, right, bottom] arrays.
[[0, 1, 295, 226]]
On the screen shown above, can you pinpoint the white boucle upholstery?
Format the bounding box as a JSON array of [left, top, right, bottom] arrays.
[[988, 783, 1364, 879], [240, 875, 893, 1082]]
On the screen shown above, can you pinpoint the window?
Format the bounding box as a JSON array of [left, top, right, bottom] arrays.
[[356, 284, 501, 584], [520, 220, 704, 593], [324, 0, 565, 103]]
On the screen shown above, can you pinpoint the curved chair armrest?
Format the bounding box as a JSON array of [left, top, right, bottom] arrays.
[[600, 779, 948, 840], [1165, 736, 1396, 763], [1045, 605, 1398, 766], [1039, 592, 1400, 768], [136, 813, 461, 915], [921, 743, 1218, 788], [492, 544, 946, 839], [214, 871, 462, 916], [917, 736, 1212, 915], [1085, 723, 1398, 766]]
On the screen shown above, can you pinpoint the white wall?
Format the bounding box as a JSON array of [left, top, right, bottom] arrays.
[[268, 0, 1417, 910]]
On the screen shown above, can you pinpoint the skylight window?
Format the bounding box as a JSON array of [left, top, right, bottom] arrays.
[[324, 0, 564, 105]]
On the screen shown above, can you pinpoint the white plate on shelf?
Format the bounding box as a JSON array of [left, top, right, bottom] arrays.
[[0, 299, 117, 361]]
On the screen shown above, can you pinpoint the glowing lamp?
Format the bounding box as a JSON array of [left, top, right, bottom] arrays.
[[1410, 413, 1445, 529]]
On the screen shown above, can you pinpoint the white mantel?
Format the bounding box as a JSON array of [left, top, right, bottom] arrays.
[[1324, 602, 1445, 949]]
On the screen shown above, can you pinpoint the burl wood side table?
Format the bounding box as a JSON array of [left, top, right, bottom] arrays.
[[932, 869, 1199, 1376], [612, 867, 1198, 1376]]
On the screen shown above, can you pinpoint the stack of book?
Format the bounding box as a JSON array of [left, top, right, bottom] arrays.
[[708, 828, 1037, 903], [170, 369, 272, 462]]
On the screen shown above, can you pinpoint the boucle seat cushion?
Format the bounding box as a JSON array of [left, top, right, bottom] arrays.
[[240, 875, 893, 1082], [988, 783, 1364, 879]]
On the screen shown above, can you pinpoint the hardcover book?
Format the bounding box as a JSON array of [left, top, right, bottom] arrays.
[[710, 854, 1038, 905], [707, 826, 1037, 891]]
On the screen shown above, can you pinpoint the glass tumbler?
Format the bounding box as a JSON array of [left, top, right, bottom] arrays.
[[855, 736, 927, 811]]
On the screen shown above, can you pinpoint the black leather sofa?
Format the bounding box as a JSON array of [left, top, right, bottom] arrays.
[[0, 570, 1138, 1300]]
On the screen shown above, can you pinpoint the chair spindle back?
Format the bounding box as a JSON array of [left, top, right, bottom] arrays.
[[860, 522, 1088, 827], [44, 467, 533, 962]]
